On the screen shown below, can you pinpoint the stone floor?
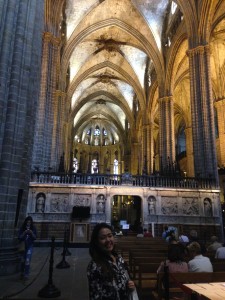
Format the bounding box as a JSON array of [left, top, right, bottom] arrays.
[[0, 246, 89, 300]]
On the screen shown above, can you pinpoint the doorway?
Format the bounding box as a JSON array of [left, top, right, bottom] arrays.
[[111, 195, 142, 232]]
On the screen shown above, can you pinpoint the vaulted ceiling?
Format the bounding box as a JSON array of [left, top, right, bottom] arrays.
[[62, 0, 172, 145]]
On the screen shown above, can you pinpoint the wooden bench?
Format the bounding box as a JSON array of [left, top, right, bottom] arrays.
[[118, 246, 167, 263], [154, 271, 225, 300], [131, 256, 165, 278], [134, 262, 160, 300], [129, 249, 167, 265], [212, 260, 225, 272], [129, 252, 166, 276]]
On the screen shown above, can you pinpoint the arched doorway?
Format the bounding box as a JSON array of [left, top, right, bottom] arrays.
[[111, 195, 142, 232]]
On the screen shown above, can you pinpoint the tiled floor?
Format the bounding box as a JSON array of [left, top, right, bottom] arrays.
[[0, 247, 90, 300]]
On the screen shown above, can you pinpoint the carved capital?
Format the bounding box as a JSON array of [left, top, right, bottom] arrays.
[[215, 97, 225, 108], [42, 32, 52, 42], [158, 96, 173, 104], [42, 32, 61, 47], [187, 44, 210, 57]]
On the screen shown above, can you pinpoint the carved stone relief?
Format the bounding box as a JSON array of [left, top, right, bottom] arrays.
[[73, 194, 91, 206], [161, 197, 178, 215], [182, 197, 199, 215], [50, 194, 69, 212]]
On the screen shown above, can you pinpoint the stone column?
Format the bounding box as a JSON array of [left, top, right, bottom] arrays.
[[215, 98, 225, 167], [51, 90, 66, 171], [158, 96, 175, 171], [184, 127, 194, 176], [142, 125, 148, 174], [148, 122, 155, 174], [187, 45, 218, 182], [105, 188, 111, 224], [131, 142, 139, 174], [0, 0, 44, 274], [32, 32, 61, 172]]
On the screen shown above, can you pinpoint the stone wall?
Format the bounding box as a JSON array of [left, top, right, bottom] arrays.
[[27, 183, 224, 242]]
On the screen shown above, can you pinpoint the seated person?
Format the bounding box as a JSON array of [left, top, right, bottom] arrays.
[[143, 228, 152, 237], [187, 242, 213, 272], [162, 225, 169, 239], [136, 222, 144, 237], [157, 243, 188, 273], [207, 236, 222, 256], [179, 232, 189, 245], [187, 230, 207, 254], [166, 230, 178, 244], [215, 242, 225, 259]]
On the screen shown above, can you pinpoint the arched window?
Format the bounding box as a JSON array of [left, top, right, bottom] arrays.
[[171, 1, 177, 14], [214, 107, 219, 138], [113, 159, 118, 175], [73, 158, 79, 173], [176, 126, 186, 155], [91, 159, 98, 174], [94, 126, 100, 136]]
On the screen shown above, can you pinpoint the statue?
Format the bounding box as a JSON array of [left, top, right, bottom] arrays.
[[36, 194, 45, 213], [204, 198, 212, 217], [148, 197, 156, 215]]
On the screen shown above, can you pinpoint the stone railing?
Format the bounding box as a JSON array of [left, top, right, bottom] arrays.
[[30, 172, 218, 190]]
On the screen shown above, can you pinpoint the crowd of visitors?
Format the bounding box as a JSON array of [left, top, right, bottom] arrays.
[[159, 225, 225, 273]]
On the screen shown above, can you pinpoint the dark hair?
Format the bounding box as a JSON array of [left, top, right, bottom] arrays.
[[89, 223, 115, 258], [22, 216, 34, 231], [168, 244, 185, 262], [89, 223, 116, 279], [187, 242, 201, 255]]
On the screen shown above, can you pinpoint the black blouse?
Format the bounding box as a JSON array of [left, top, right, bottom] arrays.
[[87, 255, 130, 300]]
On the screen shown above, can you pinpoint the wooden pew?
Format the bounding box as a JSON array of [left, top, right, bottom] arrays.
[[134, 262, 159, 300], [118, 245, 168, 263], [212, 260, 225, 272], [129, 251, 167, 276], [131, 257, 165, 278], [154, 272, 225, 300]]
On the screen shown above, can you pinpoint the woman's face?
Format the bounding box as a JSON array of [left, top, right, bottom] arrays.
[[26, 220, 31, 228], [97, 227, 114, 254]]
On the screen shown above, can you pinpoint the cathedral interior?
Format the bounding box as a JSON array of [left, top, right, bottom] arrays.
[[1, 0, 225, 274]]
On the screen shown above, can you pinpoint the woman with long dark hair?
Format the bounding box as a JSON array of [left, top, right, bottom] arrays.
[[18, 216, 37, 280], [87, 223, 135, 300]]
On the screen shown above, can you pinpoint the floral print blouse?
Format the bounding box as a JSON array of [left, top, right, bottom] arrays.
[[87, 255, 130, 300]]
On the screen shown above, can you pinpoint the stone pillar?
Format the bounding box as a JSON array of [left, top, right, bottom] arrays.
[[148, 122, 155, 174], [131, 142, 139, 174], [142, 125, 148, 174], [32, 32, 61, 172], [0, 0, 44, 274], [158, 96, 175, 171], [105, 188, 111, 224], [187, 45, 218, 182], [51, 90, 66, 171], [184, 127, 194, 176], [215, 98, 225, 167]]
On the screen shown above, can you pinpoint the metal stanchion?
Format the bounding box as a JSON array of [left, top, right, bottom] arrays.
[[61, 229, 71, 256], [164, 264, 169, 300], [38, 237, 61, 298], [56, 230, 70, 269]]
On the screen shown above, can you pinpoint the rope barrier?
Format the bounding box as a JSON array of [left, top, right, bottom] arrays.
[[2, 250, 49, 299]]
